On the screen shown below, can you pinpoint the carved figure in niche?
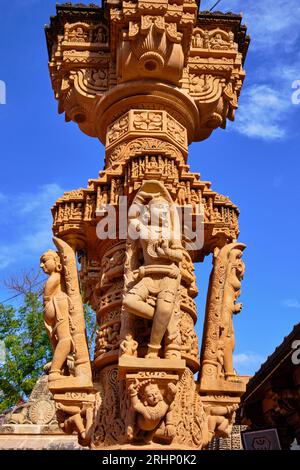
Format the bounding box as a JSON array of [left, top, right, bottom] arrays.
[[219, 245, 245, 380], [120, 334, 138, 357], [203, 30, 210, 48], [206, 404, 238, 440], [213, 207, 222, 222], [128, 379, 177, 442], [202, 199, 210, 222], [69, 26, 88, 43], [123, 181, 183, 359], [92, 69, 107, 88], [73, 203, 83, 219], [193, 32, 203, 48], [40, 237, 92, 385], [63, 204, 71, 221], [106, 322, 120, 349], [176, 182, 186, 206], [210, 33, 229, 50], [111, 179, 122, 205], [84, 195, 94, 220], [190, 189, 200, 214], [100, 249, 125, 290], [132, 160, 139, 178], [96, 186, 108, 212], [95, 329, 107, 355], [148, 156, 159, 172], [181, 322, 198, 357], [94, 25, 106, 43]]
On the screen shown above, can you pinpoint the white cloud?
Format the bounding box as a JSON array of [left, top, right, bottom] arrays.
[[275, 64, 300, 84], [234, 85, 290, 140], [202, 1, 300, 140], [233, 351, 265, 375], [216, 0, 300, 51], [282, 299, 300, 309], [0, 253, 10, 270], [0, 183, 65, 270], [17, 183, 62, 215], [234, 352, 264, 366]]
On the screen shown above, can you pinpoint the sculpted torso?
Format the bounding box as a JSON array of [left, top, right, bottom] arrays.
[[43, 271, 63, 326]]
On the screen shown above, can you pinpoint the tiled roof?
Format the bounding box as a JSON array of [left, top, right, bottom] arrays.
[[243, 323, 300, 400]]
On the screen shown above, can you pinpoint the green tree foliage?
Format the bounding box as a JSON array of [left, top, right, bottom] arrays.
[[0, 292, 52, 412], [0, 276, 96, 413], [84, 303, 97, 356]]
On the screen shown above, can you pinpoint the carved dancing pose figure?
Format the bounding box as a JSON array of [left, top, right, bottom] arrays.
[[123, 181, 183, 359]]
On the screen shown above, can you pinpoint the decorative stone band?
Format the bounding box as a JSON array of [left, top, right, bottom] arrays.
[[106, 109, 188, 153]]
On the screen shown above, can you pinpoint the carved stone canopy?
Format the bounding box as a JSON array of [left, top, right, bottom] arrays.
[[45, 2, 249, 144]]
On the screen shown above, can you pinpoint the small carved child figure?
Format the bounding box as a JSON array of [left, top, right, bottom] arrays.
[[40, 250, 72, 382], [206, 404, 238, 439], [120, 334, 138, 357], [128, 379, 176, 443], [56, 402, 93, 446]]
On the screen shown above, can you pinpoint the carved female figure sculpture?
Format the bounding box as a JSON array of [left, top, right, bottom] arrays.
[[40, 249, 73, 382], [123, 181, 183, 359], [41, 237, 93, 387], [200, 242, 246, 389], [220, 247, 245, 380]]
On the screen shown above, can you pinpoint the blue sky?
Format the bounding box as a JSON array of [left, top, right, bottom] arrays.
[[0, 0, 300, 376]]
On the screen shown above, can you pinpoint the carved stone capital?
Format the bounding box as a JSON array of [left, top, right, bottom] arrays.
[[46, 4, 249, 144]]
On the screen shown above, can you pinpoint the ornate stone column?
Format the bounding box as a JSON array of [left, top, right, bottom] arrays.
[[44, 2, 250, 449]]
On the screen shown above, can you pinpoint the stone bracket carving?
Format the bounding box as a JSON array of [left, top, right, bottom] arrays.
[[119, 357, 186, 444], [41, 237, 93, 390], [53, 390, 96, 447]]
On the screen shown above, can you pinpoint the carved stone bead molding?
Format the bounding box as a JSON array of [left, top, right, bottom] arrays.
[[46, 4, 249, 144], [106, 110, 188, 153]]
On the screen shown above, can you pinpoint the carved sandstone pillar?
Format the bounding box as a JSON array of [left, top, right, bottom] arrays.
[[44, 2, 250, 448]]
